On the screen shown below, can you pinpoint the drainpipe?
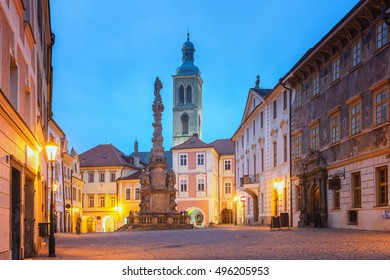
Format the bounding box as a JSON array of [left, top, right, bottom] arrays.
[[281, 81, 293, 227], [61, 156, 66, 232]]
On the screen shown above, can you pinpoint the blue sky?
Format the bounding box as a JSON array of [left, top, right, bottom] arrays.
[[51, 0, 359, 155]]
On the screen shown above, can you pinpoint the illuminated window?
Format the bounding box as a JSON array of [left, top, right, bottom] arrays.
[[110, 196, 116, 207], [374, 89, 387, 125], [352, 40, 361, 67], [377, 166, 388, 206], [350, 101, 361, 135], [377, 21, 388, 50]]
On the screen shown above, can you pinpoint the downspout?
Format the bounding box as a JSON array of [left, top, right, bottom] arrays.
[[70, 169, 73, 232], [281, 81, 293, 227], [217, 154, 220, 224]]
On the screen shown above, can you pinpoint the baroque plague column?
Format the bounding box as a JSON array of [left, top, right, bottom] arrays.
[[125, 78, 192, 230]]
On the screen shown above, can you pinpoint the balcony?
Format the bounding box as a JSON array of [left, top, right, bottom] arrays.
[[240, 174, 259, 188]]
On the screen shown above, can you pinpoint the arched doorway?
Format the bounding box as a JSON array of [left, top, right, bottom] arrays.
[[86, 217, 96, 233], [186, 207, 205, 227], [221, 208, 233, 224], [103, 216, 115, 232], [308, 185, 320, 226]]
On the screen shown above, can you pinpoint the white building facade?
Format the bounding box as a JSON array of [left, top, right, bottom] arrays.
[[232, 77, 291, 225]]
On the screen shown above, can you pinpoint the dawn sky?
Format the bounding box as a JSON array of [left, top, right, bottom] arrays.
[[50, 0, 359, 155]]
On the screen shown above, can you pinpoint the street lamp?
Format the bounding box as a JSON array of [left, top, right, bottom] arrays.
[[233, 196, 239, 225], [46, 134, 58, 257]]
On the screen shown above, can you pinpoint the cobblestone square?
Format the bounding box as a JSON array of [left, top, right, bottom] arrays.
[[34, 226, 390, 260]]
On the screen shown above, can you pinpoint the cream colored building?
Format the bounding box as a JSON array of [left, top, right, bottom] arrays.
[[232, 77, 291, 225], [171, 134, 235, 226], [80, 144, 142, 232], [0, 0, 55, 259]]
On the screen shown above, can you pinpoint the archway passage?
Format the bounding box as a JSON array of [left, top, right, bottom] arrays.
[[186, 207, 205, 227], [86, 217, 96, 233], [242, 189, 258, 222]]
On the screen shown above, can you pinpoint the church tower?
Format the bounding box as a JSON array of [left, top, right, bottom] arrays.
[[172, 33, 203, 147]]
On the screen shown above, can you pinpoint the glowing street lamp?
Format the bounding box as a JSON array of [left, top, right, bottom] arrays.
[[45, 134, 58, 257]]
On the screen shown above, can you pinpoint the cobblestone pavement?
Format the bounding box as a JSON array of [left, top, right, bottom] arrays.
[[34, 225, 390, 260]]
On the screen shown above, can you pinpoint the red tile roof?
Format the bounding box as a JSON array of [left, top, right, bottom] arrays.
[[80, 144, 138, 168], [209, 139, 234, 155]]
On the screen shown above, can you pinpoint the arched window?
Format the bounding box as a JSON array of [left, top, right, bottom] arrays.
[[179, 85, 184, 104], [186, 85, 192, 104], [181, 113, 189, 135]]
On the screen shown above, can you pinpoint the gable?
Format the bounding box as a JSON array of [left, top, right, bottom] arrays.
[[241, 89, 267, 124]]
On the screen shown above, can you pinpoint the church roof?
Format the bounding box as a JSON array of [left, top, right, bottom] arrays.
[[80, 144, 138, 168], [175, 33, 200, 76]]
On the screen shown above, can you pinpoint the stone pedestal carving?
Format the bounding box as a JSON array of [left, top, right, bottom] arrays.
[[124, 77, 192, 230]]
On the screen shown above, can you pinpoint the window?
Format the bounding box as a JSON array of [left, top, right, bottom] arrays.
[[295, 89, 302, 108], [135, 188, 141, 200], [374, 89, 387, 125], [252, 120, 255, 136], [224, 160, 231, 171], [334, 189, 340, 209], [110, 173, 116, 182], [273, 142, 277, 167], [273, 100, 277, 119], [88, 195, 94, 208], [260, 111, 264, 129], [181, 113, 189, 135], [295, 134, 301, 158], [350, 101, 361, 135], [241, 135, 244, 148], [330, 114, 340, 144], [125, 188, 131, 200], [352, 172, 361, 208], [197, 153, 205, 166], [180, 179, 188, 192], [332, 58, 340, 81], [179, 85, 184, 104], [186, 85, 192, 103], [99, 172, 105, 183], [88, 172, 94, 183], [283, 91, 288, 111], [283, 135, 287, 163], [225, 182, 232, 194], [197, 178, 205, 192], [377, 21, 388, 50], [377, 166, 388, 206], [179, 154, 187, 166], [261, 148, 264, 172], [311, 124, 319, 150], [99, 196, 105, 207], [313, 75, 319, 96], [110, 196, 116, 207], [246, 128, 249, 142], [352, 40, 361, 67]]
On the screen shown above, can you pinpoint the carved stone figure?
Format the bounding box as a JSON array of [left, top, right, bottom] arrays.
[[140, 169, 151, 189], [167, 169, 176, 190], [154, 77, 163, 101]]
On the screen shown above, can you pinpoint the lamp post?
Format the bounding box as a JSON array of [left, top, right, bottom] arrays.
[[46, 134, 58, 257], [233, 196, 239, 225]]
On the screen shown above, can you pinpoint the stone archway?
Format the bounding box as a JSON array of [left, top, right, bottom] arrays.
[[242, 190, 258, 222], [186, 207, 205, 227], [102, 215, 115, 232]]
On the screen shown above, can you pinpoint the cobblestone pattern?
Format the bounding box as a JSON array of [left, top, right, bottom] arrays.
[[34, 226, 390, 260]]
